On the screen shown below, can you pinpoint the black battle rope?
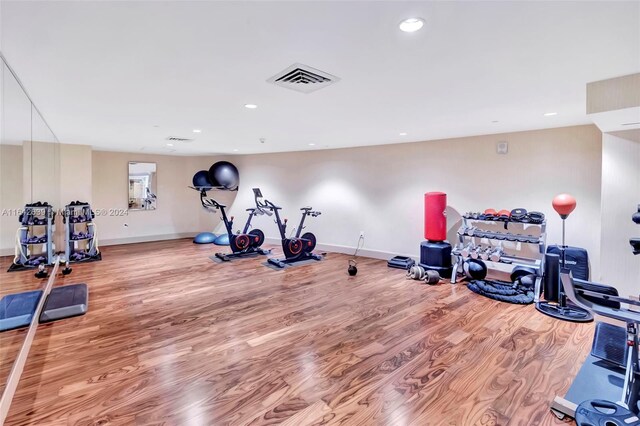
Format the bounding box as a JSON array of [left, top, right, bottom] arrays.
[[467, 279, 535, 304]]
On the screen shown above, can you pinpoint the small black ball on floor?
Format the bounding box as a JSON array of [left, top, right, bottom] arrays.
[[347, 260, 358, 276]]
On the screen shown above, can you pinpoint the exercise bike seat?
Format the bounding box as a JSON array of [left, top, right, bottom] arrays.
[[301, 206, 312, 211], [561, 273, 640, 324]]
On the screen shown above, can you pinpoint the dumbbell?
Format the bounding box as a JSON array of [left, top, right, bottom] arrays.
[[490, 247, 504, 262], [480, 247, 493, 261], [35, 264, 48, 279], [470, 246, 483, 259], [461, 243, 475, 258]]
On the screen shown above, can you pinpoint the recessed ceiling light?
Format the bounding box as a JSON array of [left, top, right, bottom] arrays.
[[153, 125, 160, 128], [166, 143, 174, 147], [192, 129, 201, 133], [399, 18, 424, 33], [244, 104, 258, 109], [399, 132, 408, 136], [233, 149, 239, 152], [308, 143, 316, 146], [491, 120, 499, 123], [544, 112, 558, 116]]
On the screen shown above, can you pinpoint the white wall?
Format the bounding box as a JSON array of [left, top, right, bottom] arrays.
[[91, 151, 235, 244], [600, 132, 640, 298], [59, 143, 92, 204], [228, 125, 603, 277]]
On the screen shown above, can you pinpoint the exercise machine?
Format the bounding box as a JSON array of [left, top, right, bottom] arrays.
[[551, 273, 640, 423], [254, 188, 322, 268], [536, 193, 592, 322], [551, 206, 640, 424], [194, 187, 270, 261]]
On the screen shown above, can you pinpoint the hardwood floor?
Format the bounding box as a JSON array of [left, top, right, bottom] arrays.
[[0, 239, 593, 425]]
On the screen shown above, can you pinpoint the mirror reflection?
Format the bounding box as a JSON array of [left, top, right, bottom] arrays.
[[128, 162, 157, 210], [0, 57, 60, 397]]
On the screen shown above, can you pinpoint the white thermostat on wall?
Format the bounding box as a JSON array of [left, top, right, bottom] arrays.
[[496, 141, 508, 155]]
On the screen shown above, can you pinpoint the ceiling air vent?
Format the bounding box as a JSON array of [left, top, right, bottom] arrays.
[[166, 136, 194, 143], [267, 63, 339, 94]]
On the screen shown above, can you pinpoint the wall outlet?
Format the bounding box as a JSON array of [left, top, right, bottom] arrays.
[[359, 231, 365, 238]]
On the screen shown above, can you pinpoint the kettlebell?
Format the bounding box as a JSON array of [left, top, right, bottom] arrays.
[[347, 259, 358, 276], [62, 261, 72, 276], [35, 264, 48, 279], [633, 204, 640, 224]]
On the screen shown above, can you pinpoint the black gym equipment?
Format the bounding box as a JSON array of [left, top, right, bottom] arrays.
[[536, 194, 592, 322], [632, 204, 640, 255], [194, 187, 270, 261], [463, 258, 488, 280], [39, 283, 88, 323], [551, 272, 640, 422], [347, 234, 364, 276], [419, 241, 453, 278], [388, 256, 416, 270], [406, 265, 441, 284], [254, 188, 323, 268], [536, 253, 593, 322], [192, 170, 213, 190], [209, 161, 240, 191], [347, 260, 358, 276]]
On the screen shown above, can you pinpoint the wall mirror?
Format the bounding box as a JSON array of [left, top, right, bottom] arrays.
[[128, 162, 157, 210]]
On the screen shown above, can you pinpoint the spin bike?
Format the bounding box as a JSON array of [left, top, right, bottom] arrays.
[[253, 188, 322, 268], [194, 187, 270, 261]]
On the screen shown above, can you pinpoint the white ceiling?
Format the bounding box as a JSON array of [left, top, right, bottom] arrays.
[[1, 1, 639, 155]]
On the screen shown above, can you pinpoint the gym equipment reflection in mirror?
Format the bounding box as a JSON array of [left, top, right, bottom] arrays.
[[128, 162, 157, 210]]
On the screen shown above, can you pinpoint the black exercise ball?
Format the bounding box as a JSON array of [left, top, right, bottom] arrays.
[[208, 161, 239, 191], [192, 170, 213, 189], [464, 259, 487, 280]]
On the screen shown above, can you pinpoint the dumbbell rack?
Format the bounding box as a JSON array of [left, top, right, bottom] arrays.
[[64, 202, 101, 263], [451, 216, 547, 288], [8, 204, 56, 271]]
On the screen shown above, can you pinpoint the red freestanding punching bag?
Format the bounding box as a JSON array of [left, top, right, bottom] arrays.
[[425, 192, 447, 241]]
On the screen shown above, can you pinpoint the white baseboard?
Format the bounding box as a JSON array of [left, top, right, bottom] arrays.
[[0, 248, 14, 257], [100, 233, 197, 246]]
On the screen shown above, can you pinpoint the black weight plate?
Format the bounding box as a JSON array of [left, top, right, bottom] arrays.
[[301, 232, 317, 253], [287, 238, 303, 255], [232, 234, 251, 252], [249, 229, 265, 247]]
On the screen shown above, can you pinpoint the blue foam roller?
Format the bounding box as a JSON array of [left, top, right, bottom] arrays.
[[214, 234, 230, 246], [0, 290, 43, 332], [193, 232, 217, 244]]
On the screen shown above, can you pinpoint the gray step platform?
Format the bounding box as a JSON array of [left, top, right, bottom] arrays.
[[39, 284, 88, 323]]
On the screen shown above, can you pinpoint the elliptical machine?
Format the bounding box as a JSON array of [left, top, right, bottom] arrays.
[[194, 187, 270, 261], [254, 188, 322, 268]]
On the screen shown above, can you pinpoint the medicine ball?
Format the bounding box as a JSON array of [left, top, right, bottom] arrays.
[[463, 259, 487, 280], [192, 170, 213, 189], [510, 266, 537, 287], [209, 161, 239, 191]]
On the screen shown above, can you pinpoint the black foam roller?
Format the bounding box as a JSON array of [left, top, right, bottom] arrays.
[[543, 253, 560, 302]]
